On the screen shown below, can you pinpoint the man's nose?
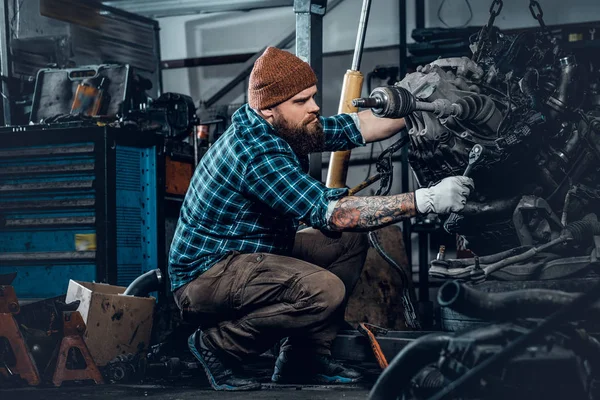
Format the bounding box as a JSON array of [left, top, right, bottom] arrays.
[[308, 98, 320, 114]]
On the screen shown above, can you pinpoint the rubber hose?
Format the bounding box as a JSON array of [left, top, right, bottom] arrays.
[[437, 280, 594, 321], [123, 269, 163, 297], [564, 220, 600, 242], [368, 333, 452, 400]]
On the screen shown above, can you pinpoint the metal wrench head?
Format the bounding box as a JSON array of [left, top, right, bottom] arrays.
[[468, 144, 483, 165]]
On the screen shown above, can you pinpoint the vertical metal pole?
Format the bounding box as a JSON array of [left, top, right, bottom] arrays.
[[294, 0, 327, 181], [399, 0, 411, 267], [416, 0, 426, 29], [350, 0, 372, 72], [193, 127, 199, 167], [0, 0, 12, 126], [418, 228, 429, 302]]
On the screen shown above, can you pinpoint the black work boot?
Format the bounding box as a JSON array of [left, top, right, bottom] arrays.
[[188, 330, 261, 391], [271, 347, 362, 384]]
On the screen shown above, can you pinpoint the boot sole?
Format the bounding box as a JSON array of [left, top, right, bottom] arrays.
[[272, 373, 361, 384], [314, 374, 362, 384], [188, 333, 261, 391]]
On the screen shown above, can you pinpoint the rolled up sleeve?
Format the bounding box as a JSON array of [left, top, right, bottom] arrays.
[[244, 151, 348, 229], [321, 113, 366, 151]]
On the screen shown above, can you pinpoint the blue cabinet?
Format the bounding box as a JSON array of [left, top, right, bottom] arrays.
[[0, 126, 165, 299]]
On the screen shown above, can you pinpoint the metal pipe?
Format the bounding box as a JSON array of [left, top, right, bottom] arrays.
[[123, 269, 163, 297], [399, 0, 411, 268], [0, 0, 11, 125], [348, 173, 381, 196], [418, 230, 429, 303], [351, 0, 372, 71], [483, 236, 566, 276], [193, 125, 199, 167], [295, 0, 326, 181]]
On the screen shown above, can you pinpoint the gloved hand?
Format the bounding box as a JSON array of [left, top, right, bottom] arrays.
[[414, 176, 474, 214]]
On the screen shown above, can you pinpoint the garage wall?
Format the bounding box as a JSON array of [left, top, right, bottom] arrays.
[[159, 0, 600, 111]]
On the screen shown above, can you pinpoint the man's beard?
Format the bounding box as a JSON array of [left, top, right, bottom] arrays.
[[271, 113, 325, 158]]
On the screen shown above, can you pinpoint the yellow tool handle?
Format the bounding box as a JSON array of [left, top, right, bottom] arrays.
[[325, 70, 364, 188]]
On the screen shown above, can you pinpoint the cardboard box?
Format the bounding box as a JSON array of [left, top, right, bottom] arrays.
[[65, 280, 155, 366]]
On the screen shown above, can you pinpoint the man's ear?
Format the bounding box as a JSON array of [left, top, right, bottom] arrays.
[[259, 107, 275, 124]]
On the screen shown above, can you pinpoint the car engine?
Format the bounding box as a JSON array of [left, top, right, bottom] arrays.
[[357, 28, 600, 285]]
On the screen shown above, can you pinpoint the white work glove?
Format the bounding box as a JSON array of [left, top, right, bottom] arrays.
[[415, 176, 474, 215]]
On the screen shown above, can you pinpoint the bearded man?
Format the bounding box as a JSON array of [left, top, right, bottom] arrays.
[[169, 47, 473, 391]]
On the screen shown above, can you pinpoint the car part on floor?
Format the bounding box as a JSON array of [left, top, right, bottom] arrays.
[[123, 269, 163, 297], [369, 278, 600, 400]]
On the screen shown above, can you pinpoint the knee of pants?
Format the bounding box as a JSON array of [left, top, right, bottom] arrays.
[[344, 231, 369, 254], [296, 270, 345, 317]]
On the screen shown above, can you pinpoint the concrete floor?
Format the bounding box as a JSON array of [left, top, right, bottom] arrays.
[[1, 383, 371, 400]]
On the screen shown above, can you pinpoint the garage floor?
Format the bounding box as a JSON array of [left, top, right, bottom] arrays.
[[0, 358, 380, 400], [1, 383, 371, 400]]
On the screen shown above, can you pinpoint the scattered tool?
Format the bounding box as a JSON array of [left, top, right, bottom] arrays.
[[444, 144, 483, 233], [358, 323, 389, 370]]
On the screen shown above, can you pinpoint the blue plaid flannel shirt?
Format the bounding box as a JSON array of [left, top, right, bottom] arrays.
[[168, 104, 365, 291]]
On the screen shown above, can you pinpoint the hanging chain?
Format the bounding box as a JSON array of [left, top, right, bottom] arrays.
[[473, 0, 504, 62], [528, 0, 547, 30]]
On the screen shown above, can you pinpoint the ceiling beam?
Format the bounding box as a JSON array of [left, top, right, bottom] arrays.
[[102, 0, 294, 18]]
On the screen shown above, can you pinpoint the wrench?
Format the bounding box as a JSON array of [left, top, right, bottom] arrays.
[[463, 144, 483, 177], [443, 144, 483, 233]]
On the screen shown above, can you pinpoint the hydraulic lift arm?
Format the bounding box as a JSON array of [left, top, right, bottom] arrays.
[[325, 0, 372, 188]]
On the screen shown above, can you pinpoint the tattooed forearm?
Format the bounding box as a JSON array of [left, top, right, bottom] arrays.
[[328, 193, 417, 231]]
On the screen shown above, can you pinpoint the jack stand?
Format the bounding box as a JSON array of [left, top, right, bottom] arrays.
[[0, 285, 41, 386], [52, 311, 104, 386]]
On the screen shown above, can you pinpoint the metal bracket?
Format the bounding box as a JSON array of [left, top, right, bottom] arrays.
[[293, 0, 327, 14]]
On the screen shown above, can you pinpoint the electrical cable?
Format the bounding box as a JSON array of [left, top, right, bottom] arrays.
[[437, 0, 473, 28]]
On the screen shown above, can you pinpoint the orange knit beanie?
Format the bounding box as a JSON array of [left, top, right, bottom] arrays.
[[248, 47, 317, 110]]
